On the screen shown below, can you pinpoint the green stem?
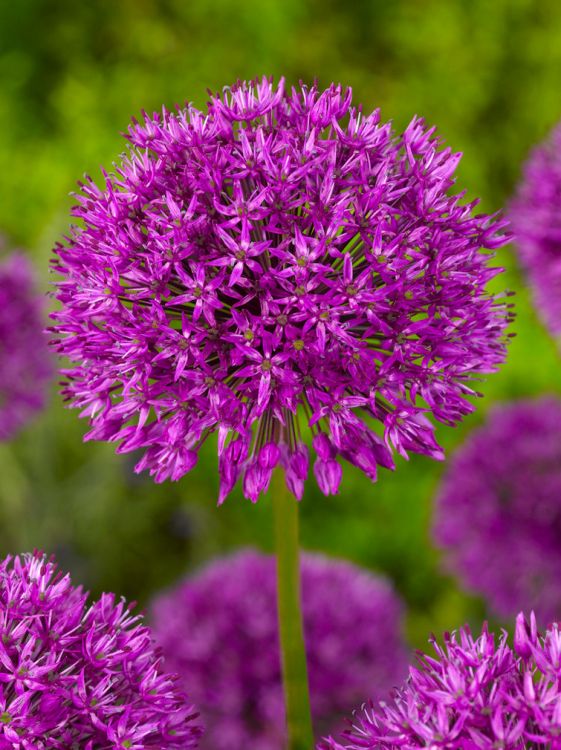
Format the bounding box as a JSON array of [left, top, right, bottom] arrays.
[[272, 470, 314, 750]]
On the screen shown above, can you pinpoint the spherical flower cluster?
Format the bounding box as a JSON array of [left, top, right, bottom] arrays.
[[433, 397, 561, 622], [50, 77, 511, 502], [0, 250, 52, 440], [0, 553, 202, 748], [510, 122, 561, 336], [150, 549, 408, 750], [320, 612, 561, 750]]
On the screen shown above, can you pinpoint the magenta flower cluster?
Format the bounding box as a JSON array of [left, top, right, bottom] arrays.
[[511, 122, 561, 336], [321, 612, 561, 750], [433, 397, 561, 622], [0, 553, 202, 749], [50, 77, 511, 502], [0, 250, 52, 440], [150, 549, 408, 750]]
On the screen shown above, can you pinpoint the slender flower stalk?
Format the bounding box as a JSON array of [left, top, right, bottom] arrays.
[[272, 472, 313, 749]]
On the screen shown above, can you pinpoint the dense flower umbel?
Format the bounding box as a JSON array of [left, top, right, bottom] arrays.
[[50, 78, 512, 502], [0, 251, 52, 440], [150, 549, 408, 750], [433, 397, 561, 622], [320, 613, 561, 750], [0, 553, 202, 749], [511, 123, 561, 336]]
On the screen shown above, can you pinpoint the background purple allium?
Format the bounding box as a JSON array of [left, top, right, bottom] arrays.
[[149, 549, 408, 750], [320, 612, 561, 750], [511, 122, 561, 337], [433, 396, 561, 622], [0, 553, 202, 748], [0, 249, 52, 440], [50, 77, 511, 502]]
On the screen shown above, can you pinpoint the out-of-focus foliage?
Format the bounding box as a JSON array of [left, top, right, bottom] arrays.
[[0, 0, 560, 647]]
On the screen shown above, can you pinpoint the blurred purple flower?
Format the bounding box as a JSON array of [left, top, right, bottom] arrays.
[[320, 612, 561, 750], [0, 250, 52, 440], [511, 123, 561, 336], [433, 397, 561, 622], [150, 549, 408, 750], [0, 552, 202, 748], [50, 77, 511, 502]]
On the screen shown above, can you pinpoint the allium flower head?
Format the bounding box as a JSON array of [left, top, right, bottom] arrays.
[[51, 77, 511, 502], [320, 612, 561, 750], [0, 553, 202, 748], [0, 250, 52, 440], [433, 397, 561, 622], [150, 549, 408, 750], [511, 123, 561, 336]]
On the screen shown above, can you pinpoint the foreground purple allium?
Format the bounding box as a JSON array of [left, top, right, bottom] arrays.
[[511, 123, 561, 336], [433, 397, 561, 622], [50, 77, 511, 502], [0, 250, 52, 440], [150, 549, 407, 750], [320, 612, 561, 750], [0, 553, 202, 748]]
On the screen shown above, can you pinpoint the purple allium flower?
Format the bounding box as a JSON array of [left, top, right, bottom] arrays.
[[0, 552, 202, 748], [50, 77, 511, 502], [150, 549, 408, 750], [0, 250, 52, 440], [433, 397, 561, 622], [511, 123, 561, 336], [320, 612, 561, 750]]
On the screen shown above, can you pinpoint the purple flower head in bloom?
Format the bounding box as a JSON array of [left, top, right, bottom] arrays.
[[150, 549, 408, 750], [0, 249, 52, 440], [320, 612, 561, 750], [511, 123, 561, 336], [433, 397, 561, 622], [0, 552, 202, 749], [50, 77, 512, 502]]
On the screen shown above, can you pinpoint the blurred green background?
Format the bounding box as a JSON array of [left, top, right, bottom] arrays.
[[0, 0, 560, 647]]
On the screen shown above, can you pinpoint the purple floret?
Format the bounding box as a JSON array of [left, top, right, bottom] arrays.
[[150, 549, 408, 750], [320, 612, 561, 750], [0, 250, 52, 440], [0, 553, 202, 749], [434, 397, 561, 622], [50, 77, 512, 502], [511, 123, 561, 336]]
